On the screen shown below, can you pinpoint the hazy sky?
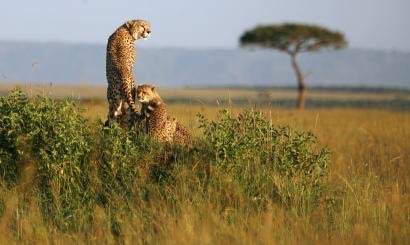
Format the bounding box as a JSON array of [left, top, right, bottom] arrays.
[[1, 0, 410, 51]]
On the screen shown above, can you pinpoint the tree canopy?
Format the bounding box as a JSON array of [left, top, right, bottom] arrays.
[[240, 23, 347, 55], [239, 23, 347, 109]]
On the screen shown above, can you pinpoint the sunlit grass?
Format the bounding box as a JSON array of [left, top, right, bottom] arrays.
[[1, 87, 409, 244], [75, 102, 410, 243], [1, 83, 409, 101]]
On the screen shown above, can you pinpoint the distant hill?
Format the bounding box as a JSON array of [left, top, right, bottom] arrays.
[[0, 41, 409, 88]]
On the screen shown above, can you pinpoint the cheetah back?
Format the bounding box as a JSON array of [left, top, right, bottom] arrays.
[[146, 103, 177, 143]]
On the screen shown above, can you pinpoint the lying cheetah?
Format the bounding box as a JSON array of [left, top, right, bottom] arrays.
[[106, 19, 151, 127], [136, 84, 192, 146]]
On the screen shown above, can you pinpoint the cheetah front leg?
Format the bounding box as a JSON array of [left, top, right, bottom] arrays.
[[127, 103, 148, 131], [126, 86, 145, 130]]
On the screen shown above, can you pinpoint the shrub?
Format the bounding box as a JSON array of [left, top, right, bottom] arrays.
[[0, 90, 94, 231], [0, 89, 29, 186], [97, 123, 160, 235], [0, 196, 4, 219], [97, 123, 157, 205], [0, 89, 332, 237], [27, 97, 94, 231], [198, 109, 330, 211]]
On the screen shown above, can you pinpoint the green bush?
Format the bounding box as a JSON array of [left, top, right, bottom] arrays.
[[97, 122, 161, 235], [0, 196, 4, 219], [97, 123, 157, 205], [198, 109, 330, 210], [0, 89, 29, 186], [28, 97, 94, 231], [0, 89, 332, 238], [0, 89, 94, 231]]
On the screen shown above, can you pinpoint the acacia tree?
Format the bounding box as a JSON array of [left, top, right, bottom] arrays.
[[240, 23, 347, 109]]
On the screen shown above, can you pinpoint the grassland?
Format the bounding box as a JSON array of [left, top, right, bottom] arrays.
[[0, 84, 409, 244], [1, 82, 409, 103]]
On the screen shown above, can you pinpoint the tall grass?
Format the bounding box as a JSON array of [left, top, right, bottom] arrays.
[[0, 89, 409, 244]]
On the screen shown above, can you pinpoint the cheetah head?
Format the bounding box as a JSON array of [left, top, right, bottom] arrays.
[[125, 19, 151, 41], [136, 84, 159, 103]]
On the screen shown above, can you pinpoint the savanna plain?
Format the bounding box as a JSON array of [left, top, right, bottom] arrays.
[[0, 84, 409, 244]]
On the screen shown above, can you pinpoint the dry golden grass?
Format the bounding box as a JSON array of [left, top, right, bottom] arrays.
[[75, 85, 410, 241], [1, 82, 409, 101], [1, 85, 409, 244], [76, 99, 410, 244]]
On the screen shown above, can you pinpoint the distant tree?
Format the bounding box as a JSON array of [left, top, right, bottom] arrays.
[[240, 23, 347, 109]]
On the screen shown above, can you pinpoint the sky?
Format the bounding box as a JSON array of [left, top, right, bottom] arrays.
[[1, 0, 410, 51]]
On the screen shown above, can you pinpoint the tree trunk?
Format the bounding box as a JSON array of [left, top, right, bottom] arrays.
[[290, 54, 306, 110]]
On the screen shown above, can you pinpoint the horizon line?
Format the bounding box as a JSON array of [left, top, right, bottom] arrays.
[[0, 39, 409, 54]]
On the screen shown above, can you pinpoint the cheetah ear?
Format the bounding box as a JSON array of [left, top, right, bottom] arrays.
[[150, 85, 156, 91], [125, 20, 134, 29]]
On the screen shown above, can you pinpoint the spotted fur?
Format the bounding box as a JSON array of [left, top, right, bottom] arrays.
[[136, 84, 192, 146], [106, 19, 151, 127]]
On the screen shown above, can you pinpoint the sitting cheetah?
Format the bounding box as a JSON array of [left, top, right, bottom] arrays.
[[106, 19, 151, 127], [136, 84, 192, 146]]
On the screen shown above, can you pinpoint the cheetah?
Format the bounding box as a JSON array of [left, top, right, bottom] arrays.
[[106, 19, 151, 127], [136, 84, 192, 146]]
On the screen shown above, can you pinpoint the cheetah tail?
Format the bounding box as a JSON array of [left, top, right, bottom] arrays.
[[122, 80, 139, 113]]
